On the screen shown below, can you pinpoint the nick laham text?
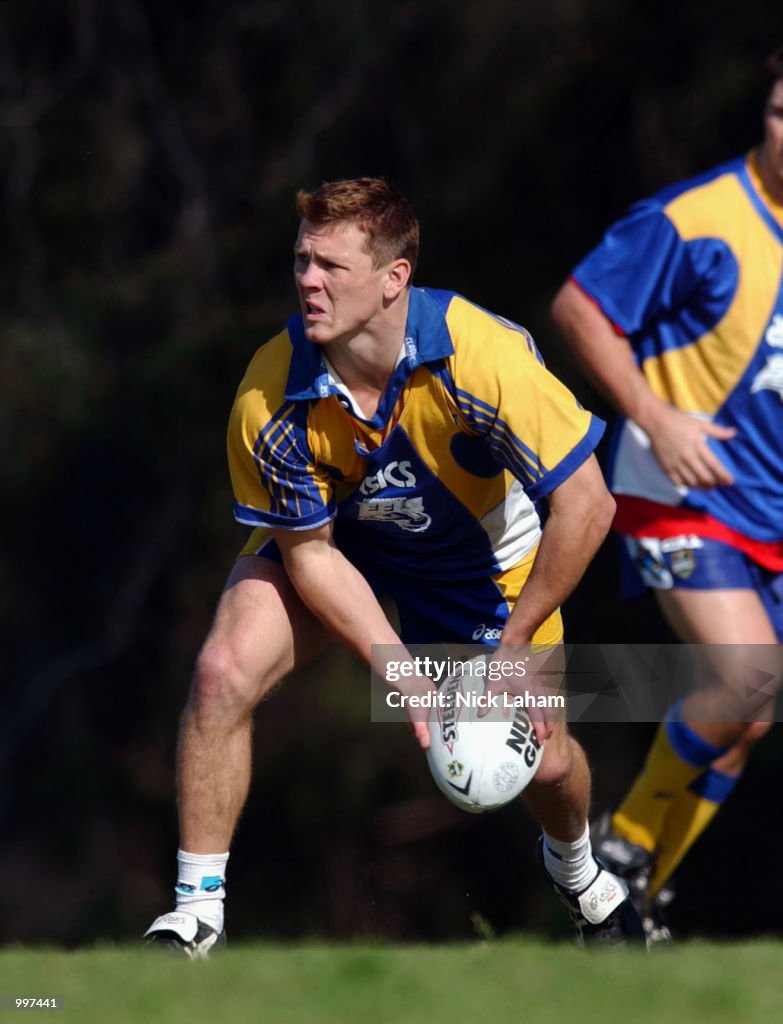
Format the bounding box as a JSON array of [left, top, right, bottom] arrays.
[[385, 691, 564, 709]]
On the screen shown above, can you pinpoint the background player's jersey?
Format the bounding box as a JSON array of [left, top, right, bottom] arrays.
[[228, 287, 603, 580], [573, 151, 783, 543]]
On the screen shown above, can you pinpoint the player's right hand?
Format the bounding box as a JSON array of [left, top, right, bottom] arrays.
[[647, 406, 736, 489]]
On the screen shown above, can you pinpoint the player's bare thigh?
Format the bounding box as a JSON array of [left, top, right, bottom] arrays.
[[654, 586, 778, 645], [655, 587, 779, 742], [196, 554, 335, 709]]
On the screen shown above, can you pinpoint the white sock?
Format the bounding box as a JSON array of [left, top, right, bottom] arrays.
[[174, 849, 229, 933], [542, 826, 599, 893]]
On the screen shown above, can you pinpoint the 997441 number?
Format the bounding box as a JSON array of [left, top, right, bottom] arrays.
[[0, 997, 61, 1011]]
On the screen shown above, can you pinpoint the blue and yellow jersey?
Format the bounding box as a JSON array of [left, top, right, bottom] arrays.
[[573, 151, 783, 543], [228, 287, 603, 580]]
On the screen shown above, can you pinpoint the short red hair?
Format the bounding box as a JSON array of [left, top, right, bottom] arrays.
[[296, 177, 419, 275]]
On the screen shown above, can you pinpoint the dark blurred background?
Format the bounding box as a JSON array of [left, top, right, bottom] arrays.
[[2, 0, 781, 947]]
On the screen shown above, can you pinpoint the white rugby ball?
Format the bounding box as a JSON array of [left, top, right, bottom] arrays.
[[426, 661, 544, 813]]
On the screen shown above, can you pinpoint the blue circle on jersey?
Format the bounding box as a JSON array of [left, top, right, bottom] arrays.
[[449, 433, 503, 478]]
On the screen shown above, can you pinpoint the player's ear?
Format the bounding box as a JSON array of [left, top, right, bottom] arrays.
[[384, 258, 412, 299]]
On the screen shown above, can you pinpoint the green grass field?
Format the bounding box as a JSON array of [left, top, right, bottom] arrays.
[[2, 939, 780, 1024]]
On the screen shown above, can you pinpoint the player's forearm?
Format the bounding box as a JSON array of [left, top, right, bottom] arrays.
[[500, 510, 609, 643], [279, 537, 401, 663], [551, 280, 667, 433]]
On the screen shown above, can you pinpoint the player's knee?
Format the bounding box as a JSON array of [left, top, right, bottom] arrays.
[[710, 719, 772, 774], [528, 731, 572, 788], [744, 719, 772, 741], [189, 639, 276, 720]]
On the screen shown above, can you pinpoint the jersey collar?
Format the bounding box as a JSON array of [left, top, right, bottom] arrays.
[[284, 287, 455, 405], [739, 149, 783, 243]]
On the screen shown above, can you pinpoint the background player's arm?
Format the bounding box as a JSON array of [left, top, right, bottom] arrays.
[[551, 279, 735, 489], [273, 522, 432, 748]]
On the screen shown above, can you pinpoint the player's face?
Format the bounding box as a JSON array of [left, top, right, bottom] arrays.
[[293, 221, 392, 346], [759, 78, 783, 202]]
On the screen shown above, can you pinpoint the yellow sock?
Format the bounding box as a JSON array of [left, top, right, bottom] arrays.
[[648, 768, 738, 896], [611, 718, 725, 852]]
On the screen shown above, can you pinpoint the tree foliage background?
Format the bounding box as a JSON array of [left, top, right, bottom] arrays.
[[2, 0, 781, 946]]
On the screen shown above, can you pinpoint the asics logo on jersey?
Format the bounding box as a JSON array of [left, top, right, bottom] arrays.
[[765, 313, 783, 348], [472, 624, 503, 641], [359, 460, 417, 495], [357, 495, 432, 532], [750, 354, 783, 402]]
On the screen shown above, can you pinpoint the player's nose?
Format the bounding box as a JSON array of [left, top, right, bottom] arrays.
[[298, 261, 322, 289]]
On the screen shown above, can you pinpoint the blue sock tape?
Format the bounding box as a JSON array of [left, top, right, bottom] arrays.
[[664, 702, 730, 767], [688, 768, 739, 804]]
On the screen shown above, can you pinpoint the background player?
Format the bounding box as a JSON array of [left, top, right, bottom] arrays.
[[551, 45, 783, 940], [144, 176, 644, 955]]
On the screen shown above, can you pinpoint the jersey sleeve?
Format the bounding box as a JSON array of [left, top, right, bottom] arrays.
[[227, 343, 336, 531], [446, 299, 605, 502], [572, 202, 709, 335]]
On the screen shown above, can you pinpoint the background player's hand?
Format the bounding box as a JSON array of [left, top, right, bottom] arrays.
[[645, 406, 736, 489]]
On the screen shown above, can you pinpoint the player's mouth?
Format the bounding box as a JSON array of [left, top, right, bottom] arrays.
[[304, 299, 326, 321]]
